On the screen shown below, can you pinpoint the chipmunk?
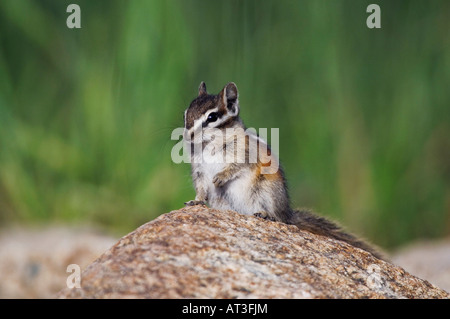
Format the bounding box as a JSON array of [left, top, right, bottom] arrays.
[[183, 82, 384, 260]]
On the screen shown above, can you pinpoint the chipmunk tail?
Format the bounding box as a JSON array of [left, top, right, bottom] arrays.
[[287, 209, 387, 261]]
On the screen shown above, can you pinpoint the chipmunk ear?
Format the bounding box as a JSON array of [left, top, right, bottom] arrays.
[[220, 82, 239, 115], [198, 81, 208, 96]]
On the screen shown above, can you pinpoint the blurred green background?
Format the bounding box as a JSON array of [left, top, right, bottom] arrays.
[[0, 0, 449, 250]]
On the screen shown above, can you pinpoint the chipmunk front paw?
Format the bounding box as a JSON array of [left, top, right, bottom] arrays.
[[212, 172, 228, 188], [184, 200, 206, 206]]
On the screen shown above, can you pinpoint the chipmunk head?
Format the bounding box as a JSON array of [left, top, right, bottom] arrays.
[[184, 82, 240, 142]]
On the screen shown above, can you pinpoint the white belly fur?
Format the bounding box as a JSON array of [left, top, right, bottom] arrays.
[[192, 138, 268, 216], [201, 165, 264, 216]]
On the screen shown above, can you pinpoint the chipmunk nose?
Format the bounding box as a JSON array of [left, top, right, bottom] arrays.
[[183, 128, 195, 142]]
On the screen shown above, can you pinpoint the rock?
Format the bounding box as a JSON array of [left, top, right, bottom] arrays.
[[57, 206, 449, 299], [0, 226, 117, 298]]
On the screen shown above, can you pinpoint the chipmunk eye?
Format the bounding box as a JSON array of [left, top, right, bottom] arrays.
[[206, 112, 218, 123]]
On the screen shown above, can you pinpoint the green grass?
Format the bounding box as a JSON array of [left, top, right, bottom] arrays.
[[0, 0, 449, 249]]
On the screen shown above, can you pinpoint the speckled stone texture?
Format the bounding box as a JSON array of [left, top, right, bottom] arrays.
[[58, 206, 449, 299]]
